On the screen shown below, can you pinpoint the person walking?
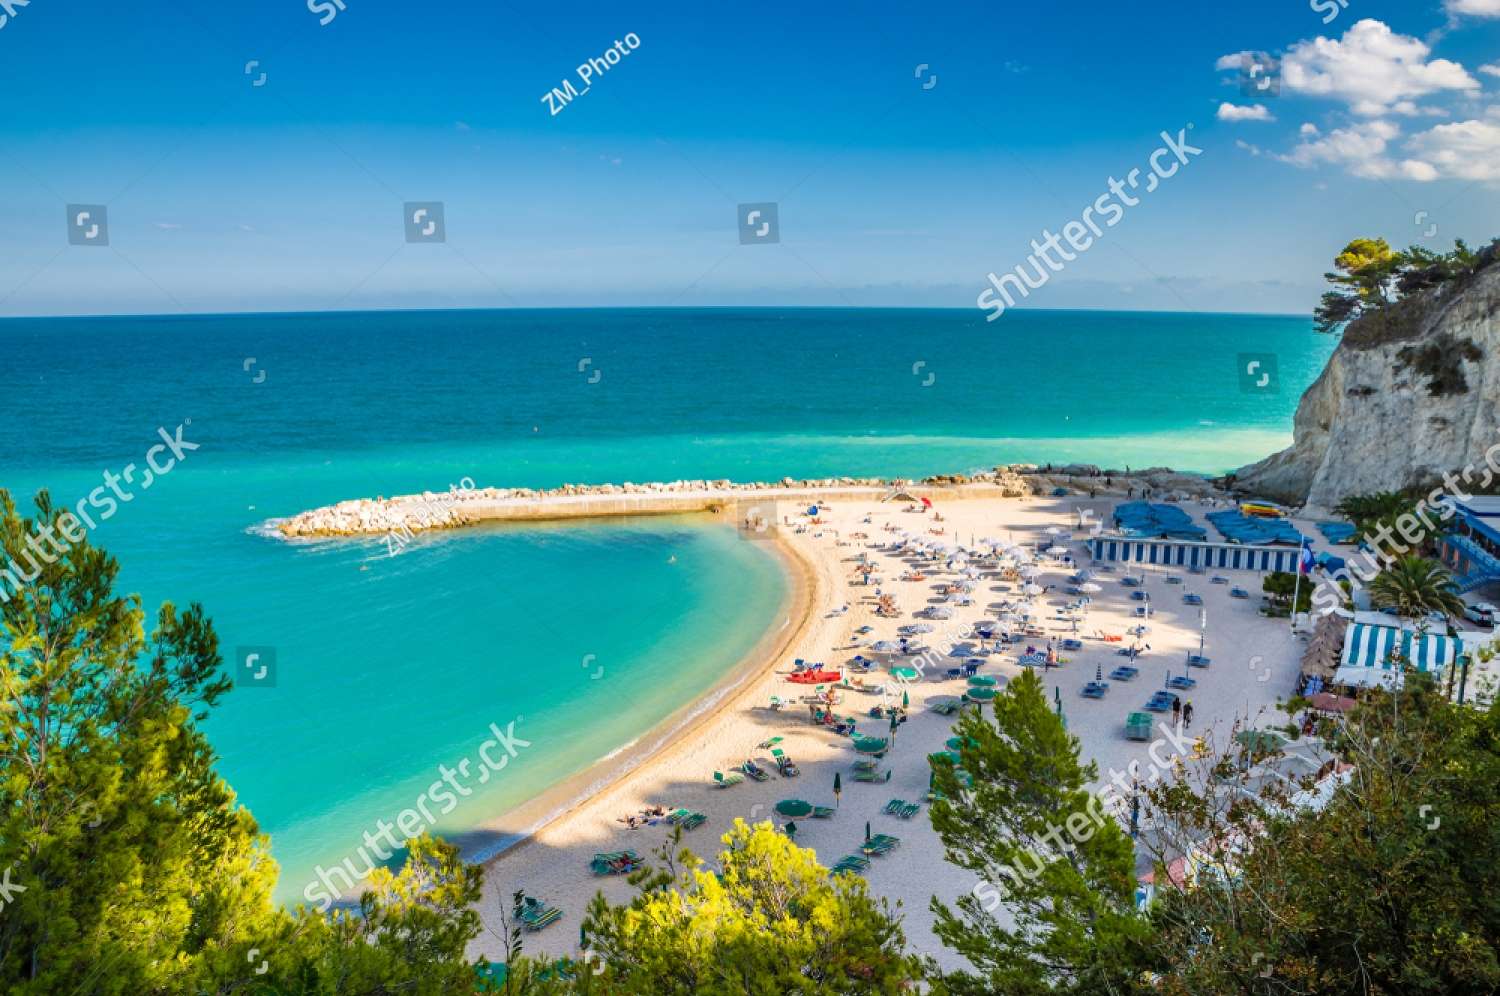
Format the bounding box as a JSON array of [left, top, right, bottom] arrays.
[[1182, 700, 1194, 727], [1171, 697, 1182, 725]]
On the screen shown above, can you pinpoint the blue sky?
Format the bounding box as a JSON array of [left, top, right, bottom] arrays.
[[1, 0, 1497, 317]]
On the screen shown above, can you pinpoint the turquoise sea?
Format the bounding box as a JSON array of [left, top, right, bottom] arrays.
[[0, 307, 1334, 903]]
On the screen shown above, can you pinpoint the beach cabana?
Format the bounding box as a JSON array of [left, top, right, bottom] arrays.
[[1336, 620, 1459, 689]]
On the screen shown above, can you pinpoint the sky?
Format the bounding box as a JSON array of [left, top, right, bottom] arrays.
[[1, 0, 1498, 317]]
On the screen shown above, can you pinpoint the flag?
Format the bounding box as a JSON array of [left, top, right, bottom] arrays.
[[1298, 539, 1316, 575]]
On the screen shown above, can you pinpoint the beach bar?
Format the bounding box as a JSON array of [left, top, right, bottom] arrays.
[[1435, 496, 1500, 593], [1086, 536, 1302, 573]]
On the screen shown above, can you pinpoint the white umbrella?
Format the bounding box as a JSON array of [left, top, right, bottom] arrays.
[[927, 606, 954, 620], [1046, 545, 1069, 557], [1080, 582, 1103, 593], [1045, 526, 1066, 536], [1023, 583, 1044, 597]]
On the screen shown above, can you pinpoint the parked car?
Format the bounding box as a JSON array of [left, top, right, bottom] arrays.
[[1464, 603, 1496, 628]]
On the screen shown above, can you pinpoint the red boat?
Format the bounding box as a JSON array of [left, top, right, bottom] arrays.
[[787, 670, 842, 684]]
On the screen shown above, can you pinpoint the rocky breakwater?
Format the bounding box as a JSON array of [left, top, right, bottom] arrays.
[[1234, 248, 1500, 512]]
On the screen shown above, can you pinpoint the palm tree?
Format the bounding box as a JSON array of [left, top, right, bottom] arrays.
[[1368, 555, 1466, 624]]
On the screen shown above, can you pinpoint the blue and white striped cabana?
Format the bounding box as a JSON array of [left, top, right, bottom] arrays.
[[1086, 537, 1301, 573], [1336, 623, 1459, 689]]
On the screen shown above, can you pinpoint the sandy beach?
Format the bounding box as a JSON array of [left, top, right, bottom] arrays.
[[465, 492, 1306, 967]]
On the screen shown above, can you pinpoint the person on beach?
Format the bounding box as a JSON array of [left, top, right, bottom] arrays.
[[1171, 698, 1182, 725], [1183, 700, 1194, 727]]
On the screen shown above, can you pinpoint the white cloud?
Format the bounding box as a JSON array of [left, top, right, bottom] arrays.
[[1446, 0, 1500, 16], [1279, 119, 1439, 180], [1300, 122, 1321, 136], [1406, 118, 1500, 181], [1481, 63, 1500, 77], [1279, 19, 1479, 115], [1215, 53, 1248, 71], [1236, 139, 1265, 156], [1218, 102, 1276, 122], [153, 222, 182, 230]]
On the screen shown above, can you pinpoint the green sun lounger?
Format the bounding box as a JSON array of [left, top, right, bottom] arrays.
[[861, 833, 902, 856], [852, 758, 880, 772], [516, 896, 562, 931], [898, 802, 920, 819], [713, 769, 744, 787], [883, 798, 906, 815], [589, 850, 642, 876], [667, 808, 706, 830], [811, 806, 835, 819], [831, 855, 871, 876], [852, 768, 892, 783]]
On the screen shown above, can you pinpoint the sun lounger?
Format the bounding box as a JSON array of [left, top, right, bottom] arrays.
[[1081, 681, 1109, 699], [1061, 639, 1083, 651], [1183, 593, 1203, 606], [1145, 691, 1178, 712], [742, 759, 770, 782], [831, 855, 870, 876], [1211, 575, 1229, 584], [883, 798, 905, 814], [1187, 654, 1212, 668], [811, 806, 835, 819], [758, 736, 784, 750], [667, 808, 706, 830], [853, 768, 892, 783], [1230, 587, 1250, 599], [861, 833, 902, 856], [713, 769, 744, 788], [852, 758, 880, 772], [772, 748, 800, 777], [1125, 712, 1153, 741], [1165, 576, 1182, 585], [1109, 666, 1139, 681], [1131, 591, 1149, 601], [898, 802, 920, 819], [516, 895, 562, 931], [590, 850, 642, 876], [1167, 675, 1197, 690]]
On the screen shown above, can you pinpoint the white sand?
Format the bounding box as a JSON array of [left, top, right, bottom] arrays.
[[466, 494, 1301, 967]]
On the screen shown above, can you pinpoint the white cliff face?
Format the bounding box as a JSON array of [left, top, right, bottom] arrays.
[[1235, 261, 1500, 513]]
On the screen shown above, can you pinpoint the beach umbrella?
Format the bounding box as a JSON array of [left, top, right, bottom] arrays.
[[1047, 545, 1069, 557], [967, 674, 998, 688], [853, 735, 890, 755], [833, 772, 842, 807], [929, 749, 963, 765], [902, 690, 910, 709], [1023, 584, 1044, 597], [865, 821, 871, 842], [870, 640, 901, 654], [964, 686, 998, 702], [946, 736, 977, 752], [774, 799, 813, 818], [1081, 582, 1102, 593]]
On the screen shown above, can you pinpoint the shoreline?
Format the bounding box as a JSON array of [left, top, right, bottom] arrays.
[[465, 523, 819, 871]]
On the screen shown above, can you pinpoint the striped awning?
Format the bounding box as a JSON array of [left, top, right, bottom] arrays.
[[1340, 623, 1459, 673]]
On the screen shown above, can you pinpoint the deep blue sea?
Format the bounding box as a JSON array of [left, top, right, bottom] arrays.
[[0, 307, 1333, 903]]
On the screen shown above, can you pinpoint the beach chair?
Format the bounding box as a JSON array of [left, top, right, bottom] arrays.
[[1145, 691, 1178, 713], [1133, 606, 1152, 618], [678, 811, 706, 830], [852, 758, 880, 772], [1131, 591, 1149, 602], [1187, 654, 1212, 668], [1167, 675, 1197, 690], [1124, 712, 1153, 742], [1165, 575, 1183, 585], [853, 768, 892, 783], [883, 798, 906, 815], [1061, 639, 1084, 652], [757, 736, 784, 750], [1230, 587, 1251, 599], [515, 895, 562, 931], [811, 806, 835, 819], [1109, 666, 1139, 681], [861, 833, 902, 856], [1211, 575, 1230, 585], [1183, 593, 1203, 606], [831, 855, 871, 876], [713, 769, 744, 788], [589, 850, 642, 876], [742, 759, 770, 782], [1081, 681, 1109, 699], [772, 748, 800, 777], [898, 802, 921, 819]]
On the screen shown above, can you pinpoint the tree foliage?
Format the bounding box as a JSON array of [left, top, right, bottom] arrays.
[[925, 668, 1150, 995], [1140, 676, 1500, 995], [1368, 555, 1466, 624], [1313, 237, 1492, 335]]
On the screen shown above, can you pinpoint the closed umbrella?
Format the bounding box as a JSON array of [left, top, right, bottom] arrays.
[[833, 772, 842, 807]]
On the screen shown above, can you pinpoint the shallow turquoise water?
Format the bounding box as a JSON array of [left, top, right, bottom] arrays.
[[0, 306, 1333, 903]]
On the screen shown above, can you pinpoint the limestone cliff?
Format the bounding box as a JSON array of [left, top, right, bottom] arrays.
[[1233, 251, 1500, 513]]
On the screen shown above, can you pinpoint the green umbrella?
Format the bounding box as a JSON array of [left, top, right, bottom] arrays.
[[833, 772, 842, 806], [865, 820, 871, 842], [890, 666, 919, 681], [964, 686, 998, 702], [853, 736, 890, 755], [774, 799, 813, 818], [967, 674, 998, 687], [902, 690, 910, 708], [928, 750, 962, 765]]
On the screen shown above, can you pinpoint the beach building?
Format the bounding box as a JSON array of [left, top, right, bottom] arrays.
[[1332, 612, 1462, 691], [1435, 496, 1500, 594]]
